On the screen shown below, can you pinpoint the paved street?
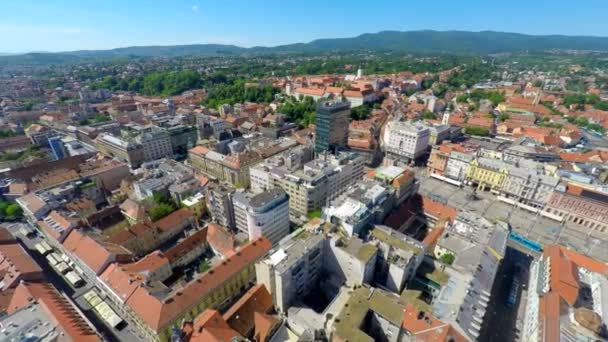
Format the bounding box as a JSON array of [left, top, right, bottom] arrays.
[[478, 248, 532, 342], [417, 175, 608, 262]]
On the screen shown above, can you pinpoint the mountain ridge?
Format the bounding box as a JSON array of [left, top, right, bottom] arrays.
[[3, 30, 608, 64]]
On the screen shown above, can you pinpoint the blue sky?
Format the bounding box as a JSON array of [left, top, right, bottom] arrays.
[[2, 0, 608, 52]]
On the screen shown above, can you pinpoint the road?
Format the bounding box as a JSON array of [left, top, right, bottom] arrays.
[[4, 222, 144, 342], [416, 174, 608, 262], [478, 247, 532, 342]]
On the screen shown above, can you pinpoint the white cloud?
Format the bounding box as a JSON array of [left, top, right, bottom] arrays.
[[192, 5, 199, 12]]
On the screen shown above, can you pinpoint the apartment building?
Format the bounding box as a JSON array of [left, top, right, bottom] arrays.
[[233, 188, 290, 244], [205, 182, 236, 229], [255, 229, 377, 314], [250, 151, 365, 219]]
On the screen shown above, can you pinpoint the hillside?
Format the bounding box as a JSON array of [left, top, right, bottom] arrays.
[[3, 30, 608, 64]]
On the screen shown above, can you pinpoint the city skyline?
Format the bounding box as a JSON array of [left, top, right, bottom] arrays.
[[3, 0, 608, 53]]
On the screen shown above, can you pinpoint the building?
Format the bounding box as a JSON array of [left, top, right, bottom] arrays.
[[205, 182, 236, 229], [498, 161, 559, 209], [465, 157, 508, 192], [522, 245, 608, 342], [332, 285, 409, 342], [132, 158, 196, 201], [444, 151, 475, 182], [4, 282, 100, 341], [167, 125, 198, 158], [542, 183, 608, 232], [16, 193, 50, 220], [369, 225, 425, 294], [428, 124, 451, 145], [188, 145, 261, 188], [233, 188, 290, 245], [370, 165, 418, 206], [256, 229, 377, 316], [180, 284, 280, 342], [0, 239, 44, 290], [48, 135, 67, 160], [314, 101, 350, 153], [98, 237, 272, 341], [181, 192, 206, 220], [95, 133, 145, 168], [250, 152, 365, 220], [382, 121, 430, 160], [61, 229, 133, 276], [322, 180, 394, 237], [135, 126, 173, 162], [24, 123, 55, 146]]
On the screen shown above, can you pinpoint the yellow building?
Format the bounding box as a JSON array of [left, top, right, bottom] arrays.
[[465, 158, 508, 191], [181, 192, 206, 220]]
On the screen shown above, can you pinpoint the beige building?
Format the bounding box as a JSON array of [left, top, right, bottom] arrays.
[[95, 133, 144, 168], [250, 151, 365, 219], [188, 145, 260, 188]]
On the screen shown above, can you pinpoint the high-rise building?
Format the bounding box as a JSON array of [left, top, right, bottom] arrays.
[[233, 188, 290, 245], [314, 101, 350, 154]]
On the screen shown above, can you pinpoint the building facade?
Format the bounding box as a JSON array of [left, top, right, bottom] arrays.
[[543, 184, 608, 232], [382, 121, 430, 160], [233, 188, 290, 245], [314, 101, 350, 153]]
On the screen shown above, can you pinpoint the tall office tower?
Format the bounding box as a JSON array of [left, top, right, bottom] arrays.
[[314, 101, 350, 154]]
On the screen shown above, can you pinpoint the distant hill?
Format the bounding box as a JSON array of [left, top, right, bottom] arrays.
[[3, 30, 608, 64]]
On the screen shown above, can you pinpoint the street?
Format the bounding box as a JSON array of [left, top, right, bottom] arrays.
[[416, 174, 608, 262], [478, 247, 532, 342]]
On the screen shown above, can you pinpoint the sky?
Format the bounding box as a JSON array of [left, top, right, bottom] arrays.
[[2, 0, 608, 53]]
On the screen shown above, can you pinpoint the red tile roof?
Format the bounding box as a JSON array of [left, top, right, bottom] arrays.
[[8, 282, 100, 341], [207, 223, 236, 257], [154, 208, 194, 232], [0, 227, 16, 245], [402, 303, 468, 342], [294, 87, 325, 96], [0, 243, 44, 290], [63, 229, 132, 274], [123, 237, 271, 333], [421, 195, 457, 223], [190, 310, 243, 342], [165, 227, 208, 263], [223, 284, 275, 338]]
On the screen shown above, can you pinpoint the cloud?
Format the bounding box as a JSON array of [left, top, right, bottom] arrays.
[[192, 5, 199, 12]]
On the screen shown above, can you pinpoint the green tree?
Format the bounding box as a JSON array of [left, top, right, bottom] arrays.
[[440, 253, 455, 265], [498, 113, 510, 122], [5, 204, 23, 218], [149, 203, 176, 221], [422, 111, 436, 120], [198, 259, 211, 273], [465, 126, 490, 136]]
